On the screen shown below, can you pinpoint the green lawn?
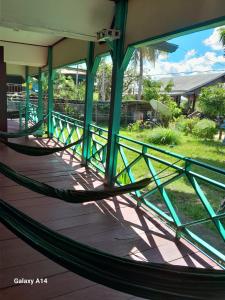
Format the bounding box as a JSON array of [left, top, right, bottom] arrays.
[[119, 128, 225, 169]]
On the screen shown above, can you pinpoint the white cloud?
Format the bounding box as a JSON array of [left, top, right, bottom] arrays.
[[145, 51, 225, 78], [185, 49, 197, 58], [158, 53, 168, 61], [203, 27, 224, 51]]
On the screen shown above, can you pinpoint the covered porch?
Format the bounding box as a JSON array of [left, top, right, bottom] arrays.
[[0, 1, 225, 299], [0, 119, 220, 299]]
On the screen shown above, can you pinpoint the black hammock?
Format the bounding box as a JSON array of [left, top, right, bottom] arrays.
[[0, 199, 224, 300], [0, 138, 83, 156], [0, 161, 150, 203], [0, 119, 44, 138]]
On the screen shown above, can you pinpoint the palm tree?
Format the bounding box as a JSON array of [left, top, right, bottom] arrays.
[[219, 28, 225, 48], [132, 47, 158, 101], [131, 42, 178, 101]]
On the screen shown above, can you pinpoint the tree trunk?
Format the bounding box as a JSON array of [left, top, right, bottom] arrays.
[[137, 48, 143, 101], [76, 65, 79, 86], [100, 67, 106, 101]]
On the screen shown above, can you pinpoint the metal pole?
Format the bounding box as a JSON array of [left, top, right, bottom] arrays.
[[105, 0, 128, 185], [25, 66, 30, 129], [0, 46, 7, 137], [47, 46, 53, 137], [37, 67, 43, 135], [82, 42, 100, 164]]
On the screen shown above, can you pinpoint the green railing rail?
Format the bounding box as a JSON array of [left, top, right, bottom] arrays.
[[52, 111, 83, 156], [19, 109, 225, 265]]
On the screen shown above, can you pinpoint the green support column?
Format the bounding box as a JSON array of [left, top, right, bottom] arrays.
[[47, 46, 53, 138], [25, 66, 30, 129], [105, 0, 128, 185], [37, 67, 43, 136], [0, 47, 7, 137], [82, 42, 100, 164]]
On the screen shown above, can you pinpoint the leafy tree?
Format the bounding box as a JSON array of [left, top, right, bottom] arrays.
[[34, 72, 86, 101], [143, 78, 181, 126], [95, 59, 112, 101], [198, 84, 225, 118], [54, 72, 85, 100], [219, 27, 225, 47], [143, 78, 180, 116], [143, 79, 162, 100], [123, 67, 138, 99]]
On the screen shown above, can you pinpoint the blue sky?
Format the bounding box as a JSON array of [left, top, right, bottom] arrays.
[[147, 26, 225, 78], [73, 26, 225, 77]]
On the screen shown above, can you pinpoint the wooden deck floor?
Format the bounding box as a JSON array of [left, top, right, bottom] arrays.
[[0, 120, 221, 300]]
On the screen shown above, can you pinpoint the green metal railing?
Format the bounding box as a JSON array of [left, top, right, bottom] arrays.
[[52, 111, 83, 156], [116, 134, 225, 263], [28, 103, 38, 124], [19, 109, 225, 264], [87, 124, 108, 174]]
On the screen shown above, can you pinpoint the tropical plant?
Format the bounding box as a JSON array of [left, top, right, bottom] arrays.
[[131, 41, 178, 101], [127, 120, 153, 131], [148, 127, 181, 145], [192, 119, 217, 140], [198, 84, 225, 118], [176, 116, 200, 135]]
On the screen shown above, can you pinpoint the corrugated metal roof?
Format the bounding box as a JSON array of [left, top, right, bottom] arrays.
[[159, 72, 225, 94]]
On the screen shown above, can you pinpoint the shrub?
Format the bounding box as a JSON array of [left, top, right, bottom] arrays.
[[148, 127, 181, 145], [192, 119, 217, 139], [198, 84, 225, 118], [128, 120, 154, 131], [176, 116, 199, 135]]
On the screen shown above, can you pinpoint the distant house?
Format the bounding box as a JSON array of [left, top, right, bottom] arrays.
[[160, 72, 225, 111], [59, 67, 86, 84]]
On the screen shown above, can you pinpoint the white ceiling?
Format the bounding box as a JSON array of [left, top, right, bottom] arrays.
[[0, 26, 62, 46], [0, 0, 115, 41], [0, 0, 114, 68]]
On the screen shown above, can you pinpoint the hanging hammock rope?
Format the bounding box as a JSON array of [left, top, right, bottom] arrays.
[[0, 119, 44, 138], [0, 161, 151, 203], [0, 137, 83, 156], [0, 199, 224, 300]]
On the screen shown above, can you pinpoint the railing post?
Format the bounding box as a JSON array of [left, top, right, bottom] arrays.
[[19, 102, 22, 129], [0, 46, 7, 137], [82, 42, 99, 165], [25, 66, 30, 129], [105, 0, 128, 185], [47, 46, 53, 138], [37, 67, 43, 135]]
